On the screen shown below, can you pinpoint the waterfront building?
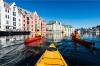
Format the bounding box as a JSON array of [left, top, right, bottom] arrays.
[[65, 25, 74, 33], [46, 20, 62, 31], [0, 0, 23, 31], [0, 0, 46, 32], [40, 17, 46, 32], [18, 8, 46, 32], [62, 24, 66, 32]]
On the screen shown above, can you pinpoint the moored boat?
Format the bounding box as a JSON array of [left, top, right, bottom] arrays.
[[35, 43, 68, 66], [25, 37, 42, 44]]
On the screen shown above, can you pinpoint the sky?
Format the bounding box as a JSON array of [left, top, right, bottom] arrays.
[[5, 0, 100, 29]]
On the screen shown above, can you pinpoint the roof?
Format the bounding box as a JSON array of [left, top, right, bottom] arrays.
[[47, 20, 56, 25], [3, 1, 10, 9], [3, 1, 45, 21], [18, 7, 32, 16]]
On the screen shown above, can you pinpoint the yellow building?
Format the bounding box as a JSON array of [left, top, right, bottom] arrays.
[[62, 24, 66, 33]]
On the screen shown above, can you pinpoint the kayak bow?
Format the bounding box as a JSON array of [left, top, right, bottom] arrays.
[[35, 43, 68, 66]]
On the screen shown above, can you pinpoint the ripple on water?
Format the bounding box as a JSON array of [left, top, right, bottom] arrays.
[[55, 40, 100, 65]]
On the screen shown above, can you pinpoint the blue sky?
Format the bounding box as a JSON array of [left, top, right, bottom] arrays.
[[5, 0, 100, 28]]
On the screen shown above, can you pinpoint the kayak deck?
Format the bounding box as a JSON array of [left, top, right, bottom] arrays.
[[35, 43, 68, 66]]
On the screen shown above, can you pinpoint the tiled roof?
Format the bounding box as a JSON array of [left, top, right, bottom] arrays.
[[18, 7, 32, 16], [3, 1, 10, 9], [3, 1, 45, 20], [47, 20, 56, 25]]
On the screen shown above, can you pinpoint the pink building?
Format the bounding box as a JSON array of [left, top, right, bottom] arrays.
[[18, 8, 46, 33]]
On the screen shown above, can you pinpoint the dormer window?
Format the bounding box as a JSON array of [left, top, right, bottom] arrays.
[[4, 4, 5, 6], [25, 11, 27, 14], [20, 9, 22, 11]]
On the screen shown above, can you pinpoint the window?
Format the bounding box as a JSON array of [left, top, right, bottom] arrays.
[[27, 27, 29, 30], [27, 17, 29, 20], [19, 14, 21, 17], [13, 22, 16, 26], [6, 26, 9, 29], [13, 7, 15, 11], [25, 11, 27, 14], [13, 12, 16, 16], [13, 27, 16, 29], [5, 8, 7, 12], [27, 21, 29, 24], [13, 17, 16, 21], [5, 15, 7, 18], [24, 20, 25, 22], [8, 9, 9, 13], [0, 6, 1, 12], [0, 19, 1, 25], [23, 15, 25, 18], [0, 13, 1, 18], [31, 17, 33, 20], [19, 19, 20, 21], [32, 25, 33, 27], [8, 15, 9, 19], [19, 23, 21, 26], [6, 20, 9, 24], [35, 21, 37, 23], [23, 24, 25, 26]]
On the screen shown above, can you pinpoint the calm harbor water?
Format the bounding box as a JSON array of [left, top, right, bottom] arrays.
[[0, 32, 100, 66]]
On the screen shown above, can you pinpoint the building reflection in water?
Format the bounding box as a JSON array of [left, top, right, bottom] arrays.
[[0, 35, 24, 47], [92, 32, 100, 38], [46, 33, 65, 42], [23, 33, 47, 57]]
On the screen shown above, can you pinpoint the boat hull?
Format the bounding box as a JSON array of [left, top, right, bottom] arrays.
[[25, 37, 42, 44], [71, 37, 94, 48], [35, 43, 68, 66]]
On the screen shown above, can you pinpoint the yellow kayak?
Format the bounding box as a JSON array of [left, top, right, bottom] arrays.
[[35, 43, 68, 66]]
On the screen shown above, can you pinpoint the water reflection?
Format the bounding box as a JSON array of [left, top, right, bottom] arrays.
[[0, 32, 100, 65], [73, 42, 79, 50], [0, 33, 47, 66], [46, 33, 65, 42]]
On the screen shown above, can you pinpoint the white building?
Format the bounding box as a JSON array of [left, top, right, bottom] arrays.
[[0, 0, 22, 31], [47, 20, 62, 31], [65, 25, 74, 33]]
